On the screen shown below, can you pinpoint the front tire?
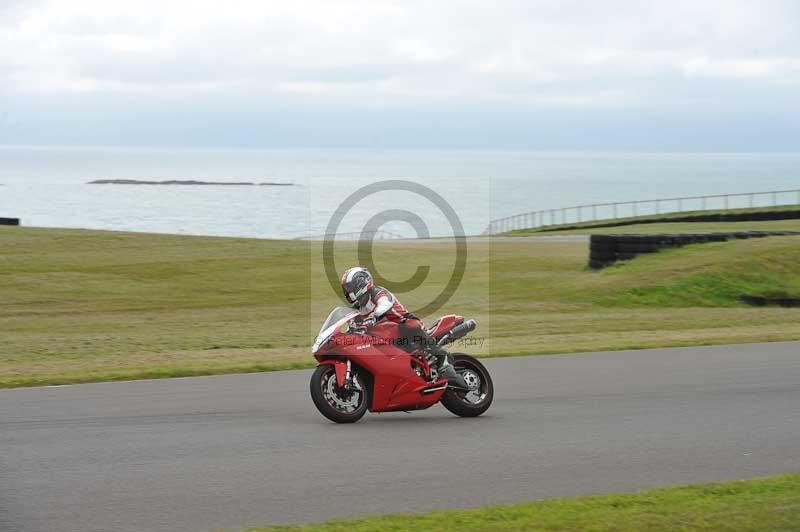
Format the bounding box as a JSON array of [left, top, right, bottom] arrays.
[[439, 354, 493, 417], [310, 364, 368, 423]]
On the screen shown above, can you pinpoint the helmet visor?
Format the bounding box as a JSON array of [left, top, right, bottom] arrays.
[[343, 282, 367, 305], [342, 285, 355, 304]]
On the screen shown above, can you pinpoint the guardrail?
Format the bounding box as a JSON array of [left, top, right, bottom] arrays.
[[296, 230, 407, 241], [484, 189, 800, 234]]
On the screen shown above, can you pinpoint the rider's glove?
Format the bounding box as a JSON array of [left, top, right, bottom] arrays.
[[349, 316, 375, 334], [360, 317, 377, 328]]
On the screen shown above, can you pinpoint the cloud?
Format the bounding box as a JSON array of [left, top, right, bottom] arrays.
[[0, 0, 798, 148]]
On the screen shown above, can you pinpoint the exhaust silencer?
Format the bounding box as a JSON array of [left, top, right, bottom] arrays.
[[437, 319, 477, 345]]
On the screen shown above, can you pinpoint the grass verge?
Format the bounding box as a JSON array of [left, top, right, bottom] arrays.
[[240, 473, 800, 531], [1, 227, 799, 388]]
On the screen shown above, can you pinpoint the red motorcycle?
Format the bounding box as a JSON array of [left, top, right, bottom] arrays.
[[310, 307, 493, 423]]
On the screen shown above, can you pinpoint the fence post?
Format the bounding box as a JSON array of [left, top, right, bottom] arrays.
[[724, 195, 729, 209], [678, 198, 682, 212], [772, 192, 778, 206], [592, 204, 597, 220], [613, 203, 618, 218], [655, 200, 660, 214], [632, 202, 637, 217], [702, 196, 707, 210], [749, 193, 754, 208]]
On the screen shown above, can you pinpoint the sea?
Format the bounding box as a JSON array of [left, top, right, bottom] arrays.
[[1, 146, 799, 239]]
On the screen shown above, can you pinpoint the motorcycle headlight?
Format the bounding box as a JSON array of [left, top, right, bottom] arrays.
[[312, 331, 333, 354]]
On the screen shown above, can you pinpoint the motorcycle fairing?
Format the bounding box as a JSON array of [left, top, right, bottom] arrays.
[[347, 336, 448, 411], [314, 310, 451, 412]]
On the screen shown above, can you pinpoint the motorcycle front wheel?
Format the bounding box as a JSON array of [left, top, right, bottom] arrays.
[[439, 354, 493, 417], [310, 364, 368, 423]]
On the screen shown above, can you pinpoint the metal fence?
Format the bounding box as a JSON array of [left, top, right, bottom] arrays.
[[296, 230, 407, 241], [484, 188, 800, 234]]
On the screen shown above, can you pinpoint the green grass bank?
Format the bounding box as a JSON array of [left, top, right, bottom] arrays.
[[1, 226, 799, 387], [240, 473, 800, 532]]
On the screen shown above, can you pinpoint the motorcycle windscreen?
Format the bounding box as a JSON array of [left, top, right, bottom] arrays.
[[318, 307, 359, 336]]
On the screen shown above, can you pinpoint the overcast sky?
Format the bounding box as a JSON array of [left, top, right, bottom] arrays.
[[1, 0, 799, 150]]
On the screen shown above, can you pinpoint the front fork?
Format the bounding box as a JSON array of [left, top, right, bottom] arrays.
[[344, 359, 362, 391], [320, 359, 362, 390]]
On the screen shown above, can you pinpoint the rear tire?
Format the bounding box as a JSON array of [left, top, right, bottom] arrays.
[[310, 365, 368, 423], [440, 354, 493, 417]]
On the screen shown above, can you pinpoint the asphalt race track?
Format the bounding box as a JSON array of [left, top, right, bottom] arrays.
[[2, 342, 799, 532]]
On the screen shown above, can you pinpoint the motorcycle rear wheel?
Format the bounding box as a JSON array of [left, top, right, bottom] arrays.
[[439, 354, 493, 417], [310, 364, 368, 423]]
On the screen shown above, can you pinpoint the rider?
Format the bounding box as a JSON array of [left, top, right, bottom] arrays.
[[340, 266, 467, 387]]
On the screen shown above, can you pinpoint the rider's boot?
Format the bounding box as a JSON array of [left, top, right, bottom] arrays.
[[430, 347, 469, 389]]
